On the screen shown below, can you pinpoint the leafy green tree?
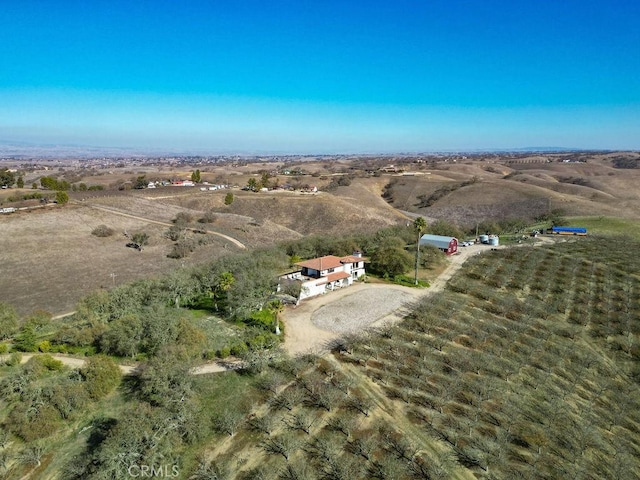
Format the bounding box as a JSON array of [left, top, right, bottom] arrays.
[[76, 403, 181, 478], [16, 176, 24, 188], [370, 244, 413, 278], [247, 178, 259, 191], [131, 231, 149, 246], [40, 176, 70, 191], [100, 314, 144, 358], [14, 324, 38, 352], [224, 192, 234, 205], [55, 191, 69, 204], [191, 169, 201, 183], [137, 347, 196, 407], [165, 270, 200, 309], [0, 302, 19, 340], [133, 175, 147, 189], [32, 182, 38, 189], [0, 169, 15, 187], [81, 355, 122, 399], [175, 318, 206, 353], [429, 219, 464, 239], [260, 172, 271, 189]]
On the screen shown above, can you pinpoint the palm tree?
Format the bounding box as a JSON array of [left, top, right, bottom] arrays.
[[413, 217, 427, 285]]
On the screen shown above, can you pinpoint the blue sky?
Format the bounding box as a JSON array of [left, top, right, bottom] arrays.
[[1, 0, 639, 153]]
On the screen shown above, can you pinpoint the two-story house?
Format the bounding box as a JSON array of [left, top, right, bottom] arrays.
[[280, 253, 366, 301]]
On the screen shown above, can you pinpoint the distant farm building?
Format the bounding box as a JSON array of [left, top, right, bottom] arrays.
[[420, 234, 458, 255], [548, 226, 587, 236], [279, 253, 366, 301]]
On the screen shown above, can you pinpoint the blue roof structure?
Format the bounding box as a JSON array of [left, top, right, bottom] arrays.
[[552, 226, 587, 234]]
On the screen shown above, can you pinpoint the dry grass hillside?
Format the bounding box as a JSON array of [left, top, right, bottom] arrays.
[[0, 183, 405, 316], [2, 151, 639, 316], [382, 154, 640, 225], [164, 188, 404, 236]]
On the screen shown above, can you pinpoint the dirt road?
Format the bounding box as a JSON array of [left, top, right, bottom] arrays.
[[78, 202, 246, 249], [0, 353, 241, 376]]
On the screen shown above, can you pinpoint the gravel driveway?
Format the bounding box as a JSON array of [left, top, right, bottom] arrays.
[[312, 287, 417, 334]]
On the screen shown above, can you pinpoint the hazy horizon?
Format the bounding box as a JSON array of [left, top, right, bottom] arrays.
[[1, 1, 639, 153]]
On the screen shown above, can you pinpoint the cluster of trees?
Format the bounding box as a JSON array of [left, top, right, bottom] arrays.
[[39, 176, 71, 191], [0, 168, 16, 187], [415, 177, 479, 208], [322, 174, 353, 191], [246, 171, 279, 191], [1, 355, 121, 445]]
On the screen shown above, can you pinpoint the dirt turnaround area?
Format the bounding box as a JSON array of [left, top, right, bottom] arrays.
[[282, 241, 494, 355]]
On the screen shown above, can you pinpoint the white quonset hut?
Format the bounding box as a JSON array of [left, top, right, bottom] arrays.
[[420, 234, 458, 255]]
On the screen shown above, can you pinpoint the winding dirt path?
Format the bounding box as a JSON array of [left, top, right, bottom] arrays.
[[0, 353, 241, 376], [78, 202, 246, 249]]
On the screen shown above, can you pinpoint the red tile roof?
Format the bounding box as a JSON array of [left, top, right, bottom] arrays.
[[295, 255, 364, 271], [295, 255, 343, 270], [326, 271, 351, 282]]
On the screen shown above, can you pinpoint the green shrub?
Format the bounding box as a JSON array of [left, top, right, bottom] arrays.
[[38, 340, 51, 352], [50, 344, 69, 354], [393, 275, 429, 287], [217, 346, 231, 359], [35, 354, 64, 371], [0, 343, 7, 354], [14, 325, 38, 352], [131, 232, 149, 246], [247, 309, 276, 329], [5, 352, 22, 366], [199, 210, 218, 223], [230, 342, 248, 356], [81, 355, 122, 399], [91, 224, 114, 237]]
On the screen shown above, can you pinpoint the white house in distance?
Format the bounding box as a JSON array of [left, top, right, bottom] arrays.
[[280, 253, 366, 301]]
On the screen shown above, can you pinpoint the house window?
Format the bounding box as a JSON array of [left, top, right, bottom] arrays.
[[328, 268, 335, 273]]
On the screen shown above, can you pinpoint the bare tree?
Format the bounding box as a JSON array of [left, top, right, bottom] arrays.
[[326, 415, 354, 437], [284, 410, 315, 435], [212, 409, 244, 436], [270, 387, 305, 411], [249, 414, 278, 436], [261, 433, 300, 461], [345, 394, 373, 417], [347, 436, 375, 460]]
